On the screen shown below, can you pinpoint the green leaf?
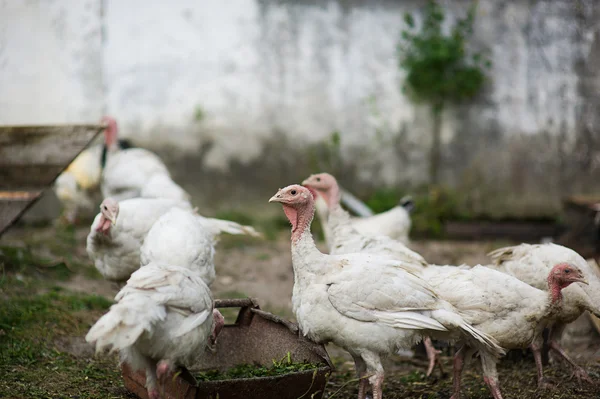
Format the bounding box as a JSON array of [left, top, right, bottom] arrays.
[[397, 0, 490, 105], [404, 13, 415, 28]]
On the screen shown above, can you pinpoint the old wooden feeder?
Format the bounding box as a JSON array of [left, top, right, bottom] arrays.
[[0, 124, 104, 237]]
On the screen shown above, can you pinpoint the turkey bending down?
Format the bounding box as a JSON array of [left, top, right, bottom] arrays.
[[419, 262, 588, 399], [53, 139, 132, 224], [100, 116, 179, 202], [269, 184, 503, 399], [86, 207, 225, 399], [87, 197, 261, 284], [87, 197, 193, 283], [303, 173, 443, 376], [486, 243, 600, 384], [314, 181, 413, 251]]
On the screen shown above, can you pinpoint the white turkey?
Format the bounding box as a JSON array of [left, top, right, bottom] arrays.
[[303, 173, 426, 267], [269, 184, 503, 399], [86, 207, 225, 399], [313, 180, 413, 250], [53, 139, 132, 223], [140, 173, 191, 202], [87, 197, 261, 283], [419, 262, 588, 399], [100, 116, 176, 202], [87, 197, 193, 283], [487, 243, 600, 384], [304, 173, 444, 376]]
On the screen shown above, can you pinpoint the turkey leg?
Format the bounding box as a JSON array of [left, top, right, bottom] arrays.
[[424, 336, 444, 377], [143, 361, 160, 399], [530, 340, 554, 389], [449, 345, 466, 399], [548, 340, 596, 385], [548, 324, 595, 384], [480, 352, 504, 399], [351, 354, 370, 399], [362, 352, 384, 399]]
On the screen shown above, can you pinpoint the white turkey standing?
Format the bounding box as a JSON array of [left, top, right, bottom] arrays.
[[303, 173, 443, 376], [269, 184, 503, 399], [487, 243, 600, 384], [313, 180, 413, 250], [419, 262, 588, 399], [100, 116, 175, 202]]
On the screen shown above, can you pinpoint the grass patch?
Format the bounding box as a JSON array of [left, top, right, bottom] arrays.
[[323, 356, 600, 399], [0, 245, 73, 281], [195, 352, 322, 381], [0, 267, 127, 399]]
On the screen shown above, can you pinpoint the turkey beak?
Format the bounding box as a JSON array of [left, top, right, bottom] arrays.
[[107, 211, 117, 226], [269, 191, 284, 203], [301, 178, 311, 185], [573, 274, 589, 285]]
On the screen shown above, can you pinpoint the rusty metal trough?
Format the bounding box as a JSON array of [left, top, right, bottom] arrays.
[[122, 298, 333, 399], [0, 124, 104, 237]]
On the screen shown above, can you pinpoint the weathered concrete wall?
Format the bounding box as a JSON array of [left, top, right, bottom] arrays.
[[1, 0, 599, 216], [0, 0, 103, 124]]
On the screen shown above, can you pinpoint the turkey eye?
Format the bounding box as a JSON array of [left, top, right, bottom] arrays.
[[316, 177, 321, 182], [565, 269, 571, 274], [291, 190, 297, 195], [103, 206, 107, 210]]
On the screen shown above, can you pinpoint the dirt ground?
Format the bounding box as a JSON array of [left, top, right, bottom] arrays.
[[1, 224, 600, 398]]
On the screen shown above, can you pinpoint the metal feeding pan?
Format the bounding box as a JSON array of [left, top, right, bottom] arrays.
[[122, 298, 333, 399]]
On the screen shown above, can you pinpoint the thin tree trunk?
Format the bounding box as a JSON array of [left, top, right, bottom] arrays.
[[429, 103, 443, 185]]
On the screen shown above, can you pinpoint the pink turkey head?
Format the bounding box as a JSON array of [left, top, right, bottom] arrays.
[[302, 173, 341, 208], [269, 185, 315, 239], [101, 116, 118, 149], [268, 184, 315, 207], [548, 262, 588, 303], [96, 198, 119, 234]]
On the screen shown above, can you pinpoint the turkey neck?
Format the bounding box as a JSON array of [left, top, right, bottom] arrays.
[[547, 275, 572, 306], [326, 187, 358, 239], [284, 202, 321, 271]]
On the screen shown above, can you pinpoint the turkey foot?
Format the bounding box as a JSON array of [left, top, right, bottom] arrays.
[[483, 376, 504, 399], [537, 377, 555, 390], [531, 342, 553, 389], [157, 360, 174, 385], [571, 367, 596, 385], [549, 341, 596, 385], [369, 373, 385, 399], [449, 346, 466, 399], [357, 374, 370, 399], [424, 337, 444, 377]]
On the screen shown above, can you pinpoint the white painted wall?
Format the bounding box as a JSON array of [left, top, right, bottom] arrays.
[[0, 0, 597, 186], [0, 0, 103, 124]]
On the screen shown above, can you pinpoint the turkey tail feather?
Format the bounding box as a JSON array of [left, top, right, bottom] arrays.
[[459, 321, 505, 358], [399, 195, 415, 213], [85, 296, 165, 353], [202, 217, 263, 238]]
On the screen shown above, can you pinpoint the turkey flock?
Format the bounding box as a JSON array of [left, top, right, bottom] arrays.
[[56, 117, 599, 399]]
